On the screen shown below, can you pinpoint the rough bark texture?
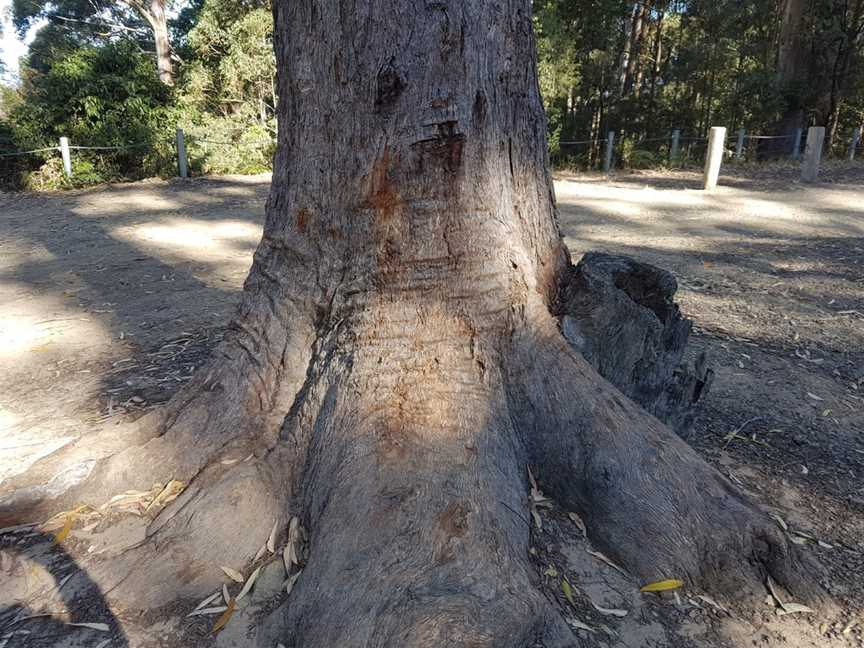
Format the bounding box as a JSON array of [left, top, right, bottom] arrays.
[[556, 252, 713, 433], [0, 0, 826, 645]]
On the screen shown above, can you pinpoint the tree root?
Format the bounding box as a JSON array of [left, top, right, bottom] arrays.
[[511, 300, 829, 611]]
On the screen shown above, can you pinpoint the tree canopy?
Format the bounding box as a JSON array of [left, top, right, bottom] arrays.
[[1, 0, 862, 189]]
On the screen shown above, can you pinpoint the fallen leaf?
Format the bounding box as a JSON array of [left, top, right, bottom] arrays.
[[592, 602, 628, 617], [561, 578, 575, 607], [566, 618, 595, 633], [267, 521, 279, 553], [211, 599, 236, 633], [191, 591, 221, 613], [531, 508, 542, 531], [54, 514, 76, 543], [777, 602, 815, 616], [222, 584, 230, 605], [697, 594, 729, 614], [806, 392, 824, 401], [220, 566, 244, 583], [843, 619, 859, 634], [769, 514, 788, 531], [640, 579, 684, 592], [253, 542, 268, 562], [94, 640, 111, 648], [68, 622, 109, 632], [568, 512, 587, 537], [283, 570, 301, 595], [586, 549, 626, 575], [543, 566, 559, 578], [236, 566, 261, 601], [187, 605, 228, 617]]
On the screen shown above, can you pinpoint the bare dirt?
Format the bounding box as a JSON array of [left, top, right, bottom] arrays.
[[1, 164, 862, 646]]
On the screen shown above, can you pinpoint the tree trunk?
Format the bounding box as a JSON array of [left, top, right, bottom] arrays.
[[127, 0, 174, 85], [0, 0, 826, 644]]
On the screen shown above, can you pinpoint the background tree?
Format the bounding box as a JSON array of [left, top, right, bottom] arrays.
[[12, 0, 177, 84]]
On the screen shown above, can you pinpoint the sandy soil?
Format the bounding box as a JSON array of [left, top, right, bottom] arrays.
[[0, 165, 862, 646]]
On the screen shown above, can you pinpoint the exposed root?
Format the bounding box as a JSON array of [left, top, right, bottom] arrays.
[[510, 301, 829, 611]]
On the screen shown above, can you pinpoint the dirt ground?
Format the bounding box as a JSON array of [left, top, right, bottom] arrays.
[[0, 164, 862, 646]]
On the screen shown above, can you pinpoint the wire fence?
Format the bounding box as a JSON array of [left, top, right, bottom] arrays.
[[1, 124, 861, 190], [0, 128, 277, 190]]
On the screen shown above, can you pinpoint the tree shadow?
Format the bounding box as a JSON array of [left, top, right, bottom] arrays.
[[0, 528, 129, 647]]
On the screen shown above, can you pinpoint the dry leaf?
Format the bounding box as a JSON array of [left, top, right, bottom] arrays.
[[568, 512, 587, 537], [187, 605, 228, 617], [222, 584, 230, 605], [697, 594, 729, 614], [769, 514, 788, 531], [236, 566, 261, 601], [220, 566, 244, 583], [592, 602, 628, 617], [94, 640, 111, 648], [806, 392, 824, 401], [267, 521, 279, 553], [561, 578, 575, 607], [640, 579, 684, 592], [777, 603, 815, 616], [586, 549, 626, 575], [54, 514, 76, 544], [68, 622, 109, 632], [253, 542, 268, 562], [843, 619, 859, 634], [284, 571, 301, 595], [191, 591, 221, 613], [211, 599, 236, 633], [531, 508, 542, 531], [566, 618, 595, 633]]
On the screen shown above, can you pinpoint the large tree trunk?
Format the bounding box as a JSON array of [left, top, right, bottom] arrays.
[[0, 0, 825, 645]]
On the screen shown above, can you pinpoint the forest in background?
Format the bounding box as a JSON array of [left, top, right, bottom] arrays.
[[0, 0, 862, 189]]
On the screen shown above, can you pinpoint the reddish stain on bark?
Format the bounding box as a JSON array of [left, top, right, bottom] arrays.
[[296, 208, 312, 233], [361, 145, 403, 224], [437, 501, 469, 538]]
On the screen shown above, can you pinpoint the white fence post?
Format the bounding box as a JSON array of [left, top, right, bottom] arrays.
[[791, 128, 803, 160], [702, 127, 726, 191], [801, 126, 825, 183], [670, 129, 681, 163], [849, 127, 861, 161], [735, 129, 746, 160], [176, 128, 188, 178], [59, 137, 72, 178], [603, 131, 615, 173]]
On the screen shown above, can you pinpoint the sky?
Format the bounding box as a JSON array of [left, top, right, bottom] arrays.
[[1, 0, 41, 83]]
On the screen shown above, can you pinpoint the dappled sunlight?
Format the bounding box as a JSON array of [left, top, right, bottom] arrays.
[[0, 286, 112, 361], [110, 217, 262, 283]]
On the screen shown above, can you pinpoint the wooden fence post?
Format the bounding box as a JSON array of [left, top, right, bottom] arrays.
[[176, 128, 188, 178], [59, 137, 72, 178], [702, 126, 726, 191], [603, 131, 615, 173], [849, 127, 861, 161], [735, 129, 746, 160], [801, 126, 825, 182]]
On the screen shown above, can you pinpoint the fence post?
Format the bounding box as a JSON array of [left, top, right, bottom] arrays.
[[702, 126, 726, 191], [59, 137, 72, 178], [849, 126, 861, 161], [791, 128, 803, 160], [176, 128, 188, 178], [735, 128, 746, 160], [670, 129, 680, 163], [801, 126, 825, 183], [603, 131, 615, 173]]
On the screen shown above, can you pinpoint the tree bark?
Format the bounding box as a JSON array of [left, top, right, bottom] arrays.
[[0, 0, 826, 644], [125, 0, 174, 85]]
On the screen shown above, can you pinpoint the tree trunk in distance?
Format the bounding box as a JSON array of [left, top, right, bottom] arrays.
[[0, 0, 828, 645]]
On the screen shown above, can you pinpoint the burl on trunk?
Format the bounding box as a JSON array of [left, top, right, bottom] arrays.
[[0, 0, 824, 646]]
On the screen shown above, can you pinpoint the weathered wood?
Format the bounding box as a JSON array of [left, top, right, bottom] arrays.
[[59, 137, 71, 177], [604, 130, 616, 173], [175, 128, 187, 178], [555, 252, 713, 434]]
